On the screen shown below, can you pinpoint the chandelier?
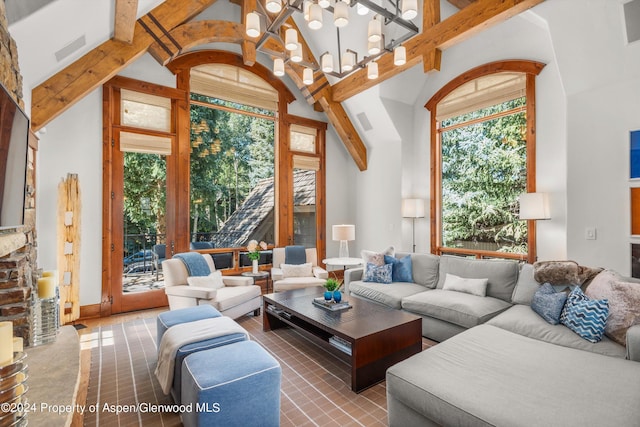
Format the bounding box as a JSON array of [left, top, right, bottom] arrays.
[[245, 0, 420, 85]]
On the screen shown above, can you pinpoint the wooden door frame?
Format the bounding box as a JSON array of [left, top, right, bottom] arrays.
[[102, 76, 188, 315]]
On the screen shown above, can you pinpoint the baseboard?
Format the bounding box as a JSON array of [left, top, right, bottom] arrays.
[[79, 303, 101, 320]]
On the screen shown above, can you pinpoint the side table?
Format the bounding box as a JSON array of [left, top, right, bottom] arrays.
[[241, 271, 271, 294], [322, 257, 363, 270]]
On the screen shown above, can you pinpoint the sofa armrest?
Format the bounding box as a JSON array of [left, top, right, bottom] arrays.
[[626, 324, 640, 362], [344, 267, 364, 294], [271, 268, 283, 281], [313, 266, 328, 280], [165, 285, 217, 300], [222, 276, 254, 287]]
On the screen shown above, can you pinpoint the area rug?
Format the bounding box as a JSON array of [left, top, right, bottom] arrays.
[[84, 313, 412, 426]]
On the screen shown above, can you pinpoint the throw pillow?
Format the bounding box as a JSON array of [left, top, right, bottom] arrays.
[[441, 273, 488, 297], [384, 255, 413, 282], [281, 262, 313, 278], [363, 262, 393, 284], [530, 283, 567, 325], [585, 270, 640, 346], [187, 271, 225, 289], [361, 246, 395, 267], [533, 260, 603, 286], [560, 287, 609, 343]]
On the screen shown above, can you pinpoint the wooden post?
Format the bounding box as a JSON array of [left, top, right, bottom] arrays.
[[58, 174, 81, 325]]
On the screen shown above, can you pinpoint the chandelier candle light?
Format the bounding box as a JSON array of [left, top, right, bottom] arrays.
[[332, 224, 355, 259], [245, 0, 420, 83]]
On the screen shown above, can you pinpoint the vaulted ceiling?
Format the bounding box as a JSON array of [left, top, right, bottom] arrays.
[[11, 0, 545, 170]]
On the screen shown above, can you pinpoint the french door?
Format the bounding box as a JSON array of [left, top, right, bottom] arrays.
[[103, 77, 188, 315]]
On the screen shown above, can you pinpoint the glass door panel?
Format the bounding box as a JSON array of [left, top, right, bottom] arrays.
[[293, 168, 316, 248]]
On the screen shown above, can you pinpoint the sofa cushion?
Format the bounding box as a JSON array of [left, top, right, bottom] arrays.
[[348, 280, 426, 309], [395, 252, 440, 289], [386, 324, 640, 427], [530, 283, 567, 325], [210, 285, 261, 312], [401, 289, 511, 329], [442, 273, 488, 297], [363, 262, 393, 284], [533, 260, 602, 285], [511, 263, 540, 305], [383, 255, 412, 282], [187, 271, 225, 290], [281, 262, 312, 278], [436, 255, 519, 302], [585, 270, 640, 346], [361, 246, 394, 266], [560, 287, 609, 343], [487, 304, 626, 358], [273, 277, 326, 291]]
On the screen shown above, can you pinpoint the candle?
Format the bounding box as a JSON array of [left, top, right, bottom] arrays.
[[42, 270, 58, 283], [37, 277, 56, 299], [0, 322, 13, 367], [13, 337, 23, 353]]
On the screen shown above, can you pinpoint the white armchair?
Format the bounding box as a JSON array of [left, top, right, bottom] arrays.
[[162, 253, 262, 319], [271, 247, 328, 292]]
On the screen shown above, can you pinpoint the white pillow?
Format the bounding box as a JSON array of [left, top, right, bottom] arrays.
[[361, 246, 395, 266], [281, 263, 313, 278], [187, 271, 225, 289], [442, 273, 488, 297]]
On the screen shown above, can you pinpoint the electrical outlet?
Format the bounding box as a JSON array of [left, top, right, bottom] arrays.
[[585, 227, 597, 240]]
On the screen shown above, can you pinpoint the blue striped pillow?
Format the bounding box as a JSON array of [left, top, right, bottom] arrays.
[[560, 287, 609, 343]]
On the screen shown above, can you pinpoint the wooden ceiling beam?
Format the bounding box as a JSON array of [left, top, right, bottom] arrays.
[[331, 0, 545, 103], [30, 0, 218, 131], [147, 21, 245, 65], [114, 0, 139, 44], [447, 0, 477, 9]]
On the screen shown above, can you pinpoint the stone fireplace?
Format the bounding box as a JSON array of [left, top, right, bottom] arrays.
[[0, 0, 38, 345]]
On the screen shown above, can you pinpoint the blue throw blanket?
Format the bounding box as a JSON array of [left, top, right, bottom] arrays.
[[174, 252, 211, 277], [285, 246, 307, 265]]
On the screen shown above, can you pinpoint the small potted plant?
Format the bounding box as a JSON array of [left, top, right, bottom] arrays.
[[324, 278, 341, 302]]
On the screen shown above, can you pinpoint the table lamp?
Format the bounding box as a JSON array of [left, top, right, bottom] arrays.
[[332, 224, 355, 258]]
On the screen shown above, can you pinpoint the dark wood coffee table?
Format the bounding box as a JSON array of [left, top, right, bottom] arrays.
[[263, 287, 422, 392]]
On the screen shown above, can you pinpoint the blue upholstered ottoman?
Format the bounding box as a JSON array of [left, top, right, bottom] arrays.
[[181, 341, 281, 427], [157, 305, 221, 348], [156, 306, 247, 403]]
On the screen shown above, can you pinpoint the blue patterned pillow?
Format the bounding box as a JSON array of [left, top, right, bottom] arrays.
[[531, 283, 567, 325], [560, 287, 609, 343], [384, 255, 413, 282], [363, 262, 393, 284]]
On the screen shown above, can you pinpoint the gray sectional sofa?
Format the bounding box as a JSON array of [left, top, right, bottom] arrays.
[[344, 252, 640, 426]]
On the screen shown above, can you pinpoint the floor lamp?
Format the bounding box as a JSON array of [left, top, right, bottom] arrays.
[[402, 199, 426, 253]]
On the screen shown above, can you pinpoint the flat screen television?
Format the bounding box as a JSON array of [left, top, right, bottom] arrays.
[[0, 82, 29, 231]]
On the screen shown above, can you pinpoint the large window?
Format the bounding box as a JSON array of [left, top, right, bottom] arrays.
[[426, 61, 544, 263]]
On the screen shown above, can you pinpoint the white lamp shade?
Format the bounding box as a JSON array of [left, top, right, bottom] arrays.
[[394, 46, 406, 66], [321, 53, 334, 73], [368, 16, 382, 42], [291, 43, 303, 62], [401, 0, 418, 20], [303, 0, 311, 20], [357, 3, 370, 15], [245, 12, 261, 38], [402, 198, 426, 218], [285, 29, 298, 51], [367, 61, 378, 79], [308, 3, 323, 29], [318, 0, 330, 8], [334, 1, 349, 28], [518, 193, 551, 220], [332, 224, 355, 241], [342, 51, 355, 72], [368, 39, 382, 55], [273, 58, 285, 76], [266, 0, 282, 13], [303, 67, 314, 85]]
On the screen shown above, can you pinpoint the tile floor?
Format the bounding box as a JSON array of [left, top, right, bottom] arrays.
[[78, 308, 436, 426]]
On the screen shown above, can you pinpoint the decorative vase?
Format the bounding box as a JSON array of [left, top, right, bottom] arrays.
[[324, 291, 333, 301], [333, 290, 342, 303], [252, 259, 258, 274]]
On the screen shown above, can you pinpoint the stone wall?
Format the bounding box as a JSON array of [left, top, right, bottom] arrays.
[[0, 0, 38, 344]]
